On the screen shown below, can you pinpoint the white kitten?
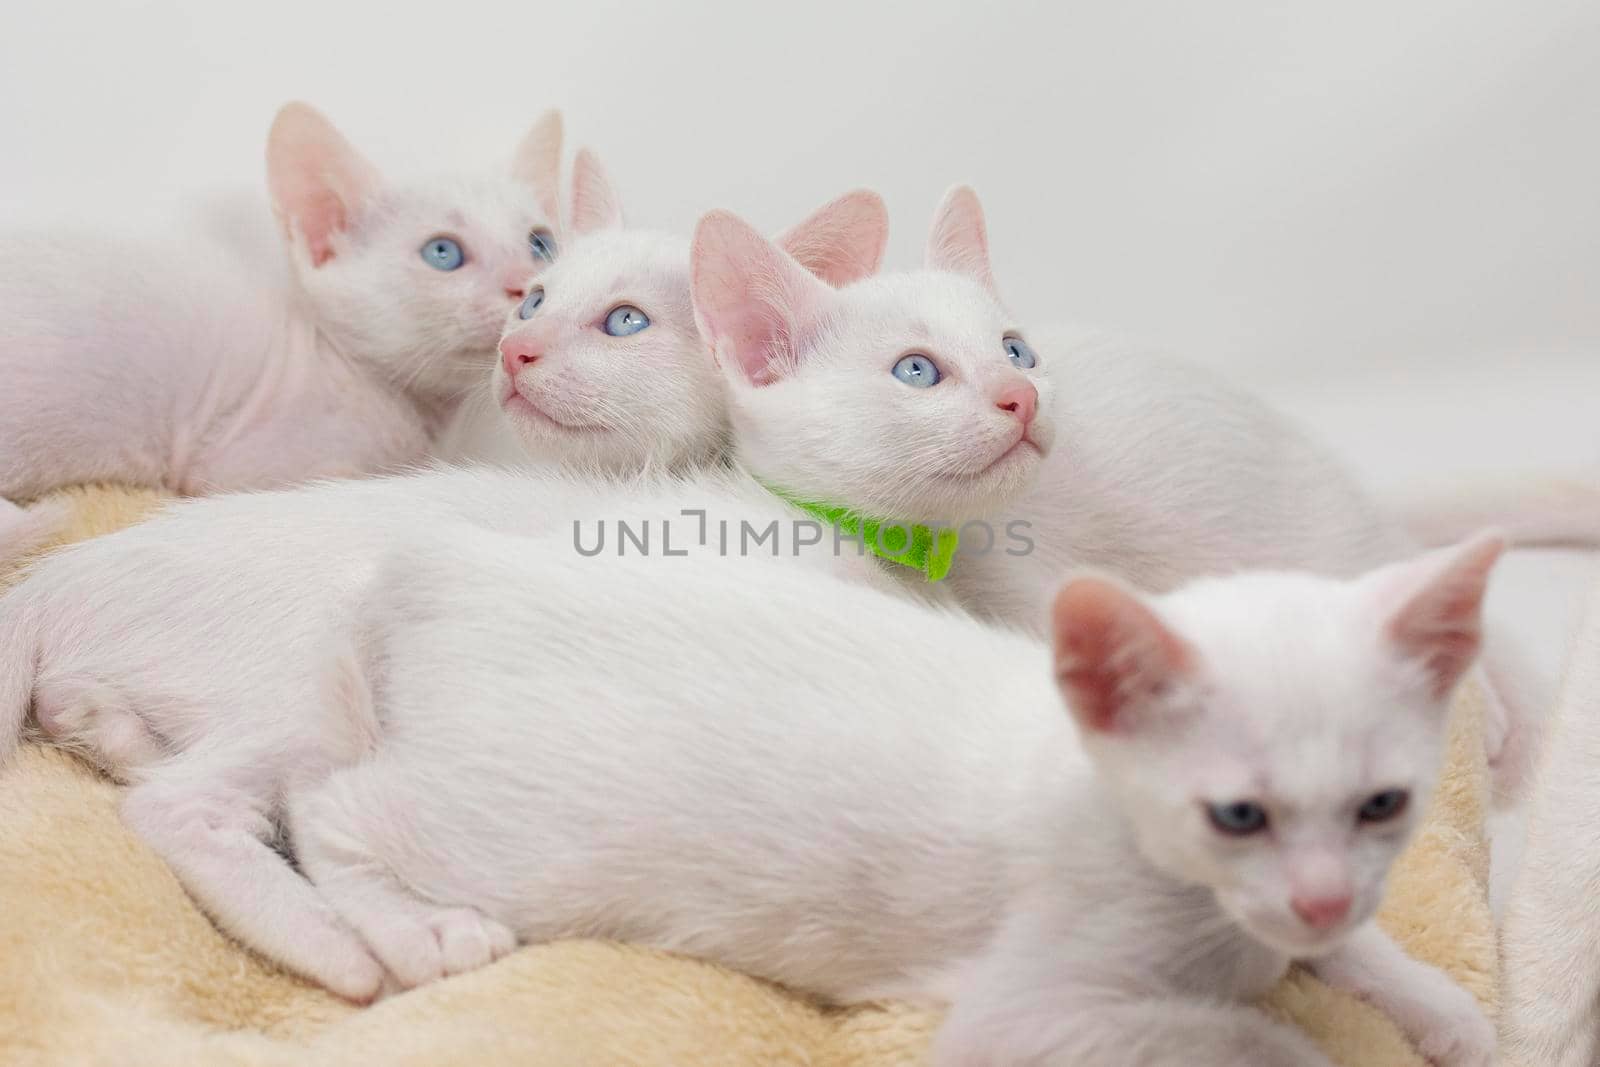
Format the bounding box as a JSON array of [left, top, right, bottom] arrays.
[[690, 192, 1543, 795], [284, 526, 1500, 1066], [1500, 572, 1600, 1067], [0, 466, 897, 1000], [694, 186, 1055, 526], [689, 187, 1396, 581], [0, 102, 562, 501], [435, 152, 891, 474], [0, 186, 898, 1001]]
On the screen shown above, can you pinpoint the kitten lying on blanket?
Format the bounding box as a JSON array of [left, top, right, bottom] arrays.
[[283, 526, 1501, 1066], [0, 102, 561, 502], [0, 183, 1018, 787], [0, 185, 914, 1000], [691, 196, 1541, 792]]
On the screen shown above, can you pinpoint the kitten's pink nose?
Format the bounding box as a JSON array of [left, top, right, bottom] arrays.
[[1291, 893, 1353, 931], [501, 269, 534, 301], [995, 383, 1037, 427], [500, 336, 541, 378]]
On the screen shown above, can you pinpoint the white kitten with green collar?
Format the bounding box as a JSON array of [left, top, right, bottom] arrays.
[[288, 527, 1501, 1066], [689, 191, 1542, 797]]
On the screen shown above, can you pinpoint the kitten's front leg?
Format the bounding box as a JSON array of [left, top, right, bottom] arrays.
[[935, 989, 1336, 1067], [1307, 922, 1495, 1067]]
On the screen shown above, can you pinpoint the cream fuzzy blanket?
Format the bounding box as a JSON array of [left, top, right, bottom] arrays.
[[0, 486, 1498, 1066]]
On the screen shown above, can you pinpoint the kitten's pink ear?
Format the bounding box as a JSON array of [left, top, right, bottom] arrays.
[[925, 185, 997, 296], [692, 209, 835, 386], [1371, 531, 1506, 700], [775, 189, 888, 287], [511, 109, 563, 224], [266, 102, 382, 268], [1052, 576, 1194, 734], [569, 148, 624, 235]]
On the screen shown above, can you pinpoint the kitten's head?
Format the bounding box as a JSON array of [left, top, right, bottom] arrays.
[[266, 102, 564, 402], [494, 155, 891, 474], [1050, 533, 1504, 957], [693, 188, 1053, 524]]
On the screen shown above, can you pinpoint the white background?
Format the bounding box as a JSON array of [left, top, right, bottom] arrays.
[[1, 0, 1595, 680]]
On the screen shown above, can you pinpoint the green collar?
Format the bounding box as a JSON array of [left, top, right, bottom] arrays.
[[764, 486, 960, 582]]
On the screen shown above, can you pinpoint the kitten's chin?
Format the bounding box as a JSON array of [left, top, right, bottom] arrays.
[[845, 439, 1045, 525], [1230, 905, 1367, 959], [936, 442, 1045, 519], [502, 392, 608, 436]]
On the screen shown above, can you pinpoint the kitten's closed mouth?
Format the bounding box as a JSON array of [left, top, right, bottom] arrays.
[[502, 387, 606, 433], [955, 434, 1043, 480]]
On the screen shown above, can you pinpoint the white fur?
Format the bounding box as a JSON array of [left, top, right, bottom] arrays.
[[437, 176, 892, 476], [694, 191, 1054, 525], [936, 327, 1546, 803], [1500, 573, 1600, 1066], [690, 197, 1542, 799], [943, 322, 1412, 618], [281, 529, 1495, 1065], [723, 267, 1054, 522], [435, 227, 724, 475], [0, 466, 892, 999], [0, 104, 562, 499], [694, 192, 1394, 587]]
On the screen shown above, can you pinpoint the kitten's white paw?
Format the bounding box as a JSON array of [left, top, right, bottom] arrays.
[[430, 907, 517, 977], [370, 905, 515, 990], [1412, 992, 1496, 1067], [316, 941, 387, 1003]]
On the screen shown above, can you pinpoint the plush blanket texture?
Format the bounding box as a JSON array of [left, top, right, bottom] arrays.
[[0, 485, 1498, 1066]]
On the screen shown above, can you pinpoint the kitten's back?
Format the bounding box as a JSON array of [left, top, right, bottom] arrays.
[[0, 226, 290, 496], [342, 527, 1074, 999], [949, 325, 1409, 626]]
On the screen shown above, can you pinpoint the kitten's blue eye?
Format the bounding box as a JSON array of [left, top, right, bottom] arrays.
[[1004, 335, 1037, 369], [891, 353, 941, 388], [421, 237, 464, 271], [603, 305, 650, 336], [1357, 789, 1409, 824], [528, 228, 557, 263], [518, 287, 545, 320], [1206, 801, 1269, 836]]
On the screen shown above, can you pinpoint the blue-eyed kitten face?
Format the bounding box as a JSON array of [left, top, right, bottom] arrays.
[[493, 225, 719, 475], [491, 160, 895, 477], [267, 103, 565, 400], [693, 187, 1053, 525], [1050, 535, 1503, 956]]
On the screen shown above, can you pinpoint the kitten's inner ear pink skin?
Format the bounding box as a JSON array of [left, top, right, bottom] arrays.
[[568, 148, 625, 235], [511, 109, 564, 225], [1380, 531, 1507, 699], [691, 209, 834, 387], [774, 189, 889, 288], [924, 184, 998, 298], [1051, 576, 1193, 734], [265, 101, 383, 269]]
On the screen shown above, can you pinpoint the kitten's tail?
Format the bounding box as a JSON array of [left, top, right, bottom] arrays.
[[1390, 475, 1600, 550], [0, 497, 68, 572]]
